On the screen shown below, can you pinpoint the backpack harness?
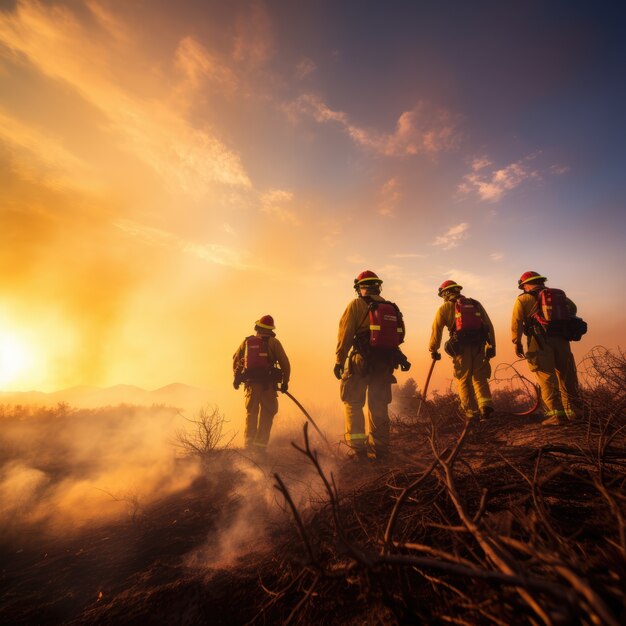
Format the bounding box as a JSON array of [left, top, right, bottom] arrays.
[[444, 296, 488, 356], [236, 335, 283, 386], [523, 288, 587, 343], [351, 297, 407, 370]]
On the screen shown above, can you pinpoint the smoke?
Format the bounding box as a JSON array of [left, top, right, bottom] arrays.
[[184, 421, 343, 571], [0, 403, 202, 539], [0, 396, 345, 578]]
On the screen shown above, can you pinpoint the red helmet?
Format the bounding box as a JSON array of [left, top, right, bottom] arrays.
[[255, 315, 275, 330], [438, 279, 463, 297], [518, 271, 547, 289], [354, 270, 383, 287]]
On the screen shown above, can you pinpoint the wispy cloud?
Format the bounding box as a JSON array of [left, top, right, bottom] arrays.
[[0, 110, 96, 191], [443, 269, 481, 291], [549, 164, 570, 176], [285, 94, 460, 157], [391, 252, 425, 259], [0, 1, 251, 195], [115, 220, 247, 269], [378, 176, 402, 216], [295, 57, 316, 80], [232, 0, 274, 67], [175, 36, 238, 92], [432, 223, 470, 250], [490, 252, 504, 262], [260, 189, 300, 224], [458, 153, 541, 202]]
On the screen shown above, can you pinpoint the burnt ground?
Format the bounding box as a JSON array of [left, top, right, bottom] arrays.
[[1, 406, 625, 625]]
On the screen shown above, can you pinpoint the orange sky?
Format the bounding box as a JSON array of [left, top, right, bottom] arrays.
[[1, 1, 625, 417]]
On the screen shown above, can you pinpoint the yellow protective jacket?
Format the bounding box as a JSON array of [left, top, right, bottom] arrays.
[[335, 295, 386, 366], [511, 291, 577, 345], [429, 298, 495, 353], [233, 333, 291, 383]]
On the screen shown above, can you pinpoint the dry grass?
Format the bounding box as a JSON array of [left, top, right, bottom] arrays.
[[257, 347, 626, 625]]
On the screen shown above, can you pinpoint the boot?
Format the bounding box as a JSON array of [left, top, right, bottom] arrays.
[[480, 405, 495, 421], [541, 414, 566, 426]]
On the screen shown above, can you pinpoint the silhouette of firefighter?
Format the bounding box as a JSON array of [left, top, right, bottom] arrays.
[[335, 270, 410, 461], [429, 280, 496, 422], [233, 315, 290, 452], [512, 271, 587, 425]]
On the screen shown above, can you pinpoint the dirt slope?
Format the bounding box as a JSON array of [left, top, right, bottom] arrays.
[[1, 408, 625, 625]]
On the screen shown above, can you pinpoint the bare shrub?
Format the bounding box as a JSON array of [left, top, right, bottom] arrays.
[[261, 410, 626, 626], [96, 488, 144, 523], [580, 346, 626, 419], [175, 404, 233, 460]]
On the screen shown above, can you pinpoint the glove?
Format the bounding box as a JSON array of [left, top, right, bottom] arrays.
[[233, 380, 240, 390], [333, 363, 344, 380], [485, 347, 496, 360], [280, 382, 289, 393], [430, 351, 442, 361], [400, 359, 411, 372], [515, 342, 525, 359]]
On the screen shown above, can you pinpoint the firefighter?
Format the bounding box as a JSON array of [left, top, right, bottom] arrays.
[[429, 280, 496, 421], [512, 271, 583, 425], [233, 315, 290, 452], [334, 270, 410, 461]]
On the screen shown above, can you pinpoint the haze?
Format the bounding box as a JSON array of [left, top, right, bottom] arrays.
[[1, 0, 625, 419]]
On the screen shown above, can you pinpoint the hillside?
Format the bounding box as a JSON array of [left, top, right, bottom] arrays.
[[1, 348, 624, 624], [1, 399, 624, 625], [0, 383, 209, 411]]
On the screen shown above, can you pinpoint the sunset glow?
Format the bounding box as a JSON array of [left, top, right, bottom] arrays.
[[0, 332, 32, 387], [0, 0, 624, 415]]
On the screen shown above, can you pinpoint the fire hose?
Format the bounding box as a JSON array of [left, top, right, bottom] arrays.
[[507, 360, 541, 416], [416, 357, 540, 418], [511, 380, 541, 416], [416, 357, 437, 419], [283, 391, 331, 448]]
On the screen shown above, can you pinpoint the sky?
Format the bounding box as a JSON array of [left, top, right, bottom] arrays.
[[1, 0, 625, 416]]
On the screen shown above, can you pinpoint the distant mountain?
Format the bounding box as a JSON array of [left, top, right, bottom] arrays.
[[0, 383, 210, 410]]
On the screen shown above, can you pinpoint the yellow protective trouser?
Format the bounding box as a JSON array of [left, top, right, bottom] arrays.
[[244, 382, 278, 449], [525, 335, 581, 419], [452, 344, 493, 419], [340, 353, 395, 455]]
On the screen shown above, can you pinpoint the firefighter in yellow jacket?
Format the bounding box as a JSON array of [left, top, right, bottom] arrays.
[[335, 271, 410, 460], [233, 315, 290, 452], [429, 280, 495, 421], [512, 271, 583, 425]]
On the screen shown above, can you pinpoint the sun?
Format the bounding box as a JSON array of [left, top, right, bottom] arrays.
[[0, 332, 32, 388]]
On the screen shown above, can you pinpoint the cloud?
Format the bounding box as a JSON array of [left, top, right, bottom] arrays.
[[0, 1, 251, 195], [0, 110, 96, 191], [115, 219, 247, 269], [175, 36, 238, 92], [260, 188, 300, 224], [232, 0, 274, 67], [549, 164, 570, 175], [295, 57, 316, 80], [432, 222, 469, 250], [391, 253, 425, 259], [458, 153, 541, 202], [443, 268, 481, 291], [285, 94, 460, 157], [471, 156, 492, 171], [378, 176, 401, 216], [490, 252, 504, 262]]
